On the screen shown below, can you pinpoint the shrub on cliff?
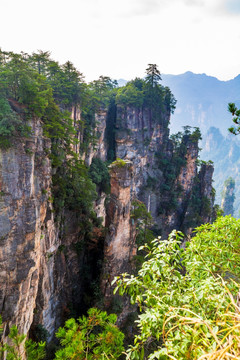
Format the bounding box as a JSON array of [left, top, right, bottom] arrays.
[[54, 308, 124, 360], [113, 216, 240, 359]]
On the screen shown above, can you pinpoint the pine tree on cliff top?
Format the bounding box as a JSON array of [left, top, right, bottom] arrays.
[[145, 63, 162, 88]]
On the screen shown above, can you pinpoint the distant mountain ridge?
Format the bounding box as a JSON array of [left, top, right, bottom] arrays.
[[161, 72, 240, 135]]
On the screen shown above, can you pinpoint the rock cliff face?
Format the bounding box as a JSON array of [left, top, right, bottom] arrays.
[[0, 117, 58, 339], [115, 106, 169, 195], [113, 104, 214, 237]]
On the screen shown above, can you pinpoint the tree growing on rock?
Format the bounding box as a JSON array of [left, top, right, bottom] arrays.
[[145, 63, 162, 88]]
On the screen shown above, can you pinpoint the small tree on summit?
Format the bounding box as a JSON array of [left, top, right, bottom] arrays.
[[145, 63, 162, 88]]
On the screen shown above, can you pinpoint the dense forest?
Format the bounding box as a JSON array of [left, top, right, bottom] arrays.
[[0, 50, 240, 360]]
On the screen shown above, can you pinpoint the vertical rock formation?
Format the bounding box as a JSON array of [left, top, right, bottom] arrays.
[[115, 105, 169, 196], [102, 160, 136, 305], [113, 104, 214, 236]]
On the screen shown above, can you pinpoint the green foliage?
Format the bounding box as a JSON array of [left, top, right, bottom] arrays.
[[131, 200, 154, 246], [0, 50, 107, 231], [111, 157, 128, 168], [113, 216, 240, 359], [25, 340, 46, 360], [116, 80, 144, 108], [115, 66, 176, 121], [89, 75, 118, 107], [0, 49, 111, 154], [52, 157, 97, 229], [0, 96, 29, 148], [145, 64, 162, 88], [0, 317, 45, 360], [89, 158, 110, 194], [54, 308, 124, 359], [163, 86, 177, 114]]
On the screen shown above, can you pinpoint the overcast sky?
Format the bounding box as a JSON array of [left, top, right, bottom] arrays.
[[1, 0, 240, 82]]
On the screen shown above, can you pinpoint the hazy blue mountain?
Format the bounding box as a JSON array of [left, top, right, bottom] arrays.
[[161, 72, 240, 135]]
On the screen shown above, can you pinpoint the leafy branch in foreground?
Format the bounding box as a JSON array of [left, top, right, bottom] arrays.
[[113, 216, 240, 359]]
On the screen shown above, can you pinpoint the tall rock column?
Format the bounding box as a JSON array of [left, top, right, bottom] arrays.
[[101, 160, 136, 305]]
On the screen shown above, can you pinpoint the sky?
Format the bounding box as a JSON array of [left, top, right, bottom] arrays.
[[0, 0, 240, 82]]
